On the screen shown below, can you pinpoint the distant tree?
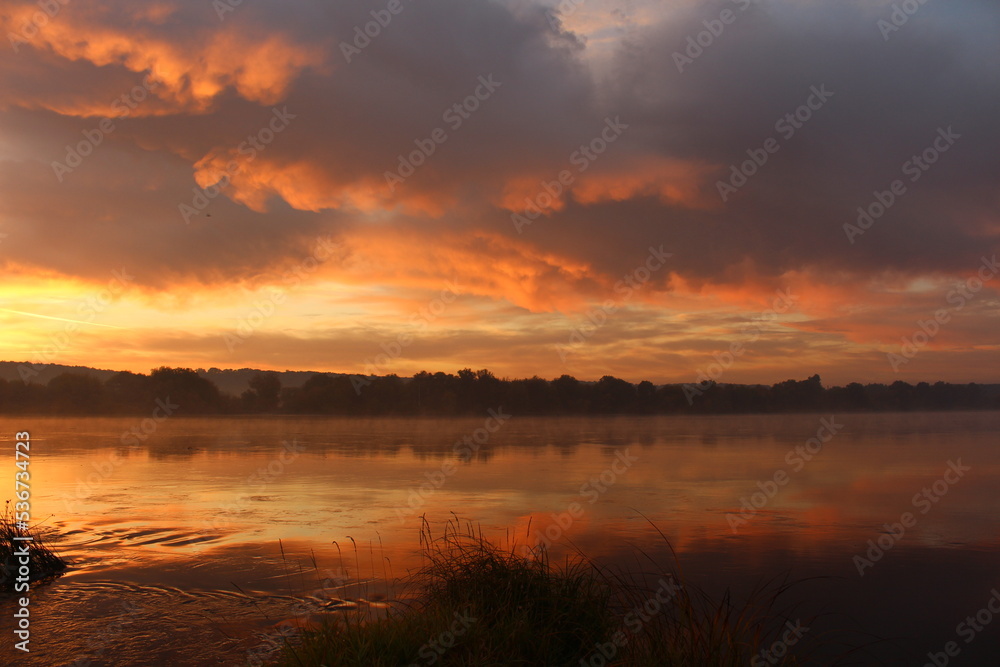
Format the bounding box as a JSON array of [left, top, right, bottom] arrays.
[[149, 367, 223, 414], [636, 380, 657, 413], [888, 380, 914, 410], [364, 374, 406, 414], [47, 373, 106, 414], [510, 376, 551, 413], [770, 374, 824, 411], [551, 375, 583, 413], [283, 373, 335, 414], [242, 372, 282, 412], [657, 384, 690, 412], [845, 382, 869, 410], [105, 371, 153, 413], [593, 375, 636, 413], [0, 361, 994, 416]]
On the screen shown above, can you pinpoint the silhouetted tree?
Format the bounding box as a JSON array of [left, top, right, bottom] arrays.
[[105, 371, 154, 413], [551, 375, 584, 413], [46, 373, 106, 414], [0, 363, 995, 416], [149, 367, 222, 414], [592, 376, 636, 413], [242, 372, 282, 412]]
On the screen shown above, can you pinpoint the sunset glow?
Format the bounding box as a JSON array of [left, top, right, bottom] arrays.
[[1, 0, 997, 385]]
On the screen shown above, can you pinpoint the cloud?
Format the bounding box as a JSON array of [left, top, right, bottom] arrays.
[[1, 0, 997, 379]]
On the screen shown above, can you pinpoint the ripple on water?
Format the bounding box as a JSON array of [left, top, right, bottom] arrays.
[[0, 563, 402, 667], [0, 578, 372, 666], [0, 516, 405, 665]]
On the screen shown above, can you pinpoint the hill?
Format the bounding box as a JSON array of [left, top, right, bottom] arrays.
[[0, 361, 343, 397]]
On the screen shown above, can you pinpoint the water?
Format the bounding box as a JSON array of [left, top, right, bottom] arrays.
[[0, 413, 998, 665]]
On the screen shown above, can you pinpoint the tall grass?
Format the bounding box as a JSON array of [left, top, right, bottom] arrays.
[[1, 501, 67, 591], [273, 516, 812, 666]]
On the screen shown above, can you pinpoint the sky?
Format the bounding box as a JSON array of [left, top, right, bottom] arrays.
[[0, 0, 998, 386]]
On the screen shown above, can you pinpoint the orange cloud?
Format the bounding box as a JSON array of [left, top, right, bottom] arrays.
[[571, 157, 718, 209], [331, 228, 596, 313], [2, 4, 326, 116], [192, 156, 452, 217], [494, 156, 718, 214]]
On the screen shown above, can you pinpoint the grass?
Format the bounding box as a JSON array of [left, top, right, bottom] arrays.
[[272, 516, 813, 666], [1, 501, 67, 592]]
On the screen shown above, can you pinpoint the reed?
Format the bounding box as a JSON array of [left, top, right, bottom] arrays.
[[1, 501, 67, 592], [274, 514, 814, 666]]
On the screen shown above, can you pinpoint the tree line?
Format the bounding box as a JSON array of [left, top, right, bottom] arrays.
[[0, 367, 995, 416]]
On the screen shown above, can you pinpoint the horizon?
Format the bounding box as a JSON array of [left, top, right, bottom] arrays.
[[4, 362, 997, 417], [3, 359, 999, 391]]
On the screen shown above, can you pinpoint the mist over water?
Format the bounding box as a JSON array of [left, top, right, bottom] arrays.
[[1, 413, 998, 665]]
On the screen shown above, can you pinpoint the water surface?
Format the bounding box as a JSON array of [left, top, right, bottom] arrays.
[[1, 413, 998, 665]]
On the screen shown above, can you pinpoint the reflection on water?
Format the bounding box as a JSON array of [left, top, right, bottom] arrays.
[[0, 413, 998, 665]]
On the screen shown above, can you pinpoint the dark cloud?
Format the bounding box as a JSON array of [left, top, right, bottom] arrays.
[[0, 0, 997, 301]]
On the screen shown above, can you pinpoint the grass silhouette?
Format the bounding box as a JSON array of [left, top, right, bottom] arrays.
[[273, 515, 812, 666], [1, 501, 67, 592]]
